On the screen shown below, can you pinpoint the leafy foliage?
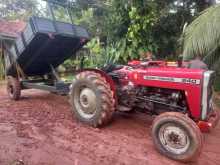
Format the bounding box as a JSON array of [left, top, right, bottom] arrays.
[[0, 0, 38, 20], [105, 0, 210, 61], [83, 38, 122, 68], [126, 5, 157, 56]]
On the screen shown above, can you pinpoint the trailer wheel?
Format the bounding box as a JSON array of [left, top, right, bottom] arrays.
[[151, 112, 203, 162], [7, 76, 21, 101], [69, 71, 115, 127]]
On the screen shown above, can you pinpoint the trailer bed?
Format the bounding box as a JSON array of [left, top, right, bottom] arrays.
[[6, 16, 89, 76]]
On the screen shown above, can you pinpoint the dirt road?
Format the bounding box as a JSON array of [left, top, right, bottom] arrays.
[[0, 85, 220, 165]]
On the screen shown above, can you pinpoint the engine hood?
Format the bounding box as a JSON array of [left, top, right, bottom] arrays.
[[115, 66, 206, 88], [133, 67, 205, 80]]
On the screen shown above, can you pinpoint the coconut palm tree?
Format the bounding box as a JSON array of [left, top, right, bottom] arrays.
[[182, 4, 220, 70]]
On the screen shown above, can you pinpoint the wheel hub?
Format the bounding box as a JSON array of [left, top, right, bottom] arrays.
[[79, 88, 97, 110], [159, 124, 190, 154], [74, 87, 97, 119]]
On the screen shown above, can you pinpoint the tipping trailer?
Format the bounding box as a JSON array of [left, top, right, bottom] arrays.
[[5, 0, 89, 97]]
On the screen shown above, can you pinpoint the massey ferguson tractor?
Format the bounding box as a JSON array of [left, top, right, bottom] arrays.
[[69, 60, 219, 162], [3, 0, 219, 163]]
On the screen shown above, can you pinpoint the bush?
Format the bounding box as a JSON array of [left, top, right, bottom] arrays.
[[214, 74, 220, 92]]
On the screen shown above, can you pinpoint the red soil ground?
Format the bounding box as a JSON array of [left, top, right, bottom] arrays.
[[0, 85, 220, 165]]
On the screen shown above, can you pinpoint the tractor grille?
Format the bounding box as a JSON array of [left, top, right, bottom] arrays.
[[206, 72, 215, 114], [201, 71, 215, 120]]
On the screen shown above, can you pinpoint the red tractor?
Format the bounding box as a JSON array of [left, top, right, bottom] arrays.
[[69, 60, 219, 162]]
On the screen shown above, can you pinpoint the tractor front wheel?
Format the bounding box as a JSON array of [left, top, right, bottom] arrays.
[[69, 71, 115, 127], [7, 76, 21, 101], [151, 112, 203, 162]]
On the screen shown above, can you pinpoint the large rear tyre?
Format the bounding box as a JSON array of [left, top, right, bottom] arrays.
[[151, 112, 203, 162], [7, 76, 21, 101], [69, 71, 115, 127]]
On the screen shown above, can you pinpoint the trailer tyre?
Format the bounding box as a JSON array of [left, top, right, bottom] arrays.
[[69, 71, 115, 127], [151, 112, 203, 162], [7, 76, 21, 101]]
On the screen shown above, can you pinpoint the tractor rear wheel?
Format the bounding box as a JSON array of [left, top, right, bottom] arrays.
[[151, 112, 203, 162], [7, 76, 21, 101], [69, 71, 115, 127]]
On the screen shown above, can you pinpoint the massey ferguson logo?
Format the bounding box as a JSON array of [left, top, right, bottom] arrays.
[[143, 76, 200, 85]]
